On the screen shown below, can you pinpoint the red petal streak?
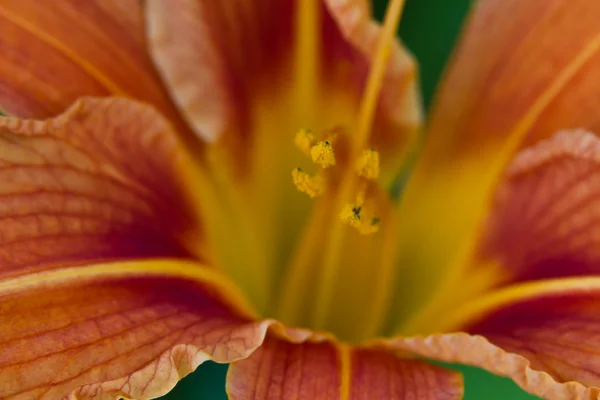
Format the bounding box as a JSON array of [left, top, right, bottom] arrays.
[[145, 0, 294, 144], [0, 265, 266, 399], [484, 130, 600, 282], [0, 97, 205, 279], [227, 336, 463, 400], [0, 0, 186, 127]]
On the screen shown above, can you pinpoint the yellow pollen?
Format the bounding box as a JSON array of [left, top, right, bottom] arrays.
[[339, 203, 380, 235], [310, 140, 336, 168], [356, 149, 380, 179], [292, 168, 325, 197], [291, 129, 382, 234], [295, 129, 315, 156]]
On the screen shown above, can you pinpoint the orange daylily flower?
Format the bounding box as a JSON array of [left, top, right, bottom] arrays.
[[1, 0, 600, 399]]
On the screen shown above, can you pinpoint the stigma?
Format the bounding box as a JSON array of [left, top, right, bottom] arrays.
[[292, 128, 382, 235]]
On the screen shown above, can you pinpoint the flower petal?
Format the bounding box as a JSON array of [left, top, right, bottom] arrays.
[[0, 0, 184, 126], [389, 278, 600, 399], [0, 260, 267, 399], [227, 335, 462, 400], [391, 0, 600, 327], [483, 130, 600, 282], [0, 97, 207, 278]]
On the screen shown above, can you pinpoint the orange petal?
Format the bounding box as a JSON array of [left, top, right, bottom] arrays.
[[146, 0, 419, 178], [483, 130, 600, 282], [0, 0, 185, 129], [0, 97, 207, 279], [391, 0, 600, 326], [227, 335, 463, 399], [390, 278, 600, 398], [0, 260, 268, 399]]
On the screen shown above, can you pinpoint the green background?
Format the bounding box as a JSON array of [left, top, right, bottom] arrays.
[[161, 0, 540, 399]]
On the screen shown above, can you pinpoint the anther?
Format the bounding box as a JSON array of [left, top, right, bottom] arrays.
[[356, 148, 380, 179], [295, 129, 315, 156], [339, 204, 362, 229], [339, 203, 381, 235], [310, 140, 336, 168], [292, 168, 325, 198]]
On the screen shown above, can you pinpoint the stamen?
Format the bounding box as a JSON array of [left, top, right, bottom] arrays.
[[295, 0, 320, 112], [356, 149, 380, 179], [353, 0, 407, 153], [294, 0, 407, 332], [295, 128, 315, 156], [292, 168, 325, 197], [311, 140, 336, 168]]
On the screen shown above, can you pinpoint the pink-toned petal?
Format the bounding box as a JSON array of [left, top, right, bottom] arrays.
[[227, 335, 463, 400], [0, 97, 207, 279], [389, 278, 600, 399], [483, 130, 600, 283], [0, 260, 269, 399], [0, 0, 186, 128]]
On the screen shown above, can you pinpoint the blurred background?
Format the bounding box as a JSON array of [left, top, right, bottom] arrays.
[[161, 0, 541, 398]]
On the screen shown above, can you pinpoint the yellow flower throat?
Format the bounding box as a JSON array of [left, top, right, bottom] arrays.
[[292, 128, 383, 235], [272, 0, 410, 341]]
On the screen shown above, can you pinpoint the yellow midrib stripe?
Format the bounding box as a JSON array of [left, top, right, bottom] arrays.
[[338, 343, 352, 400], [436, 276, 600, 332], [0, 6, 127, 96], [0, 259, 258, 319]]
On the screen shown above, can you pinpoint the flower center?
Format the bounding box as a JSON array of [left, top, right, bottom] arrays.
[[292, 127, 383, 235], [273, 0, 410, 342]]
